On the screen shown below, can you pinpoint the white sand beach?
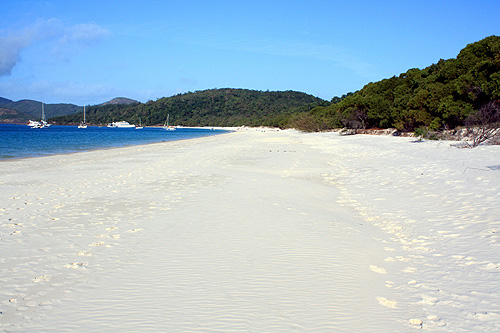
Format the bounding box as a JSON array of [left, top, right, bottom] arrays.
[[1, 129, 499, 331]]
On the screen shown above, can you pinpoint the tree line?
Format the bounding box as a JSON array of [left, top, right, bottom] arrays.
[[295, 35, 500, 132], [51, 89, 327, 127], [51, 36, 500, 133]]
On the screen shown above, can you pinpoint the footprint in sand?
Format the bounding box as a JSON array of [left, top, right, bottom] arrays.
[[408, 280, 421, 287], [369, 265, 387, 274], [481, 262, 500, 270], [426, 315, 447, 327], [65, 262, 84, 269], [403, 266, 417, 273], [33, 275, 50, 283], [25, 301, 38, 307], [376, 297, 397, 308], [409, 318, 423, 328], [420, 294, 439, 305]]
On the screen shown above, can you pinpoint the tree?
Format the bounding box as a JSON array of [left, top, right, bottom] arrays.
[[463, 100, 500, 148]]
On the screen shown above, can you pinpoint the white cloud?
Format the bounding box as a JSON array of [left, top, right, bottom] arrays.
[[63, 23, 112, 44], [52, 22, 112, 59], [0, 19, 111, 76], [0, 31, 35, 76]]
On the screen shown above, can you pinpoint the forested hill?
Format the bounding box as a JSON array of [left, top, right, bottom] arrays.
[[52, 89, 327, 127], [11, 36, 500, 130], [0, 98, 81, 121], [300, 35, 500, 132]]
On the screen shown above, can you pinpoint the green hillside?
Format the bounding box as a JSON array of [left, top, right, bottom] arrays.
[[4, 36, 499, 131], [52, 89, 327, 127], [299, 35, 500, 132]]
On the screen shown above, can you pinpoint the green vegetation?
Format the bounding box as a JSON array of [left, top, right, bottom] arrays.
[[301, 35, 500, 132], [51, 89, 327, 127], [5, 36, 500, 132]]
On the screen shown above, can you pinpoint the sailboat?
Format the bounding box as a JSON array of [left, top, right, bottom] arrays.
[[135, 117, 143, 129], [162, 114, 176, 131], [40, 102, 51, 128], [78, 106, 88, 128], [28, 119, 42, 128], [28, 102, 51, 128]]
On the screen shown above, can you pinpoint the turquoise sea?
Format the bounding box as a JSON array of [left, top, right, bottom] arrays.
[[0, 124, 229, 160]]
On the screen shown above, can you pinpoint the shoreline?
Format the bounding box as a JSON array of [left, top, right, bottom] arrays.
[[1, 130, 499, 331], [0, 124, 236, 161], [0, 130, 236, 163]]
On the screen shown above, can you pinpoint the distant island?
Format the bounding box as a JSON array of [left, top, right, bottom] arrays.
[[1, 36, 499, 135], [0, 97, 137, 124]]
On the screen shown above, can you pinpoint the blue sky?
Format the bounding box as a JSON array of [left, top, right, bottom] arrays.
[[1, 0, 499, 105]]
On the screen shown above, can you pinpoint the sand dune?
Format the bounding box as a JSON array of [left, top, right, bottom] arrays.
[[1, 129, 499, 331]]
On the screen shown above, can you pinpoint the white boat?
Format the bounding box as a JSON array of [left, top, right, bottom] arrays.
[[135, 118, 143, 129], [28, 119, 43, 128], [162, 114, 176, 131], [78, 106, 88, 128], [28, 102, 51, 128], [107, 121, 135, 128]]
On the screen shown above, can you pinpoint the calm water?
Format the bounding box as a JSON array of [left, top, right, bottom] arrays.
[[0, 124, 229, 160]]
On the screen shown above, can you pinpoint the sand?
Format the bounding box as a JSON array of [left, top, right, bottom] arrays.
[[1, 129, 499, 331]]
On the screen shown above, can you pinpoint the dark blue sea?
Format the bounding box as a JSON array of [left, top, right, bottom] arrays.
[[0, 124, 229, 160]]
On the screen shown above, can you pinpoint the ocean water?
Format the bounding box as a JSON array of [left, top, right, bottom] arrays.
[[0, 124, 229, 160]]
